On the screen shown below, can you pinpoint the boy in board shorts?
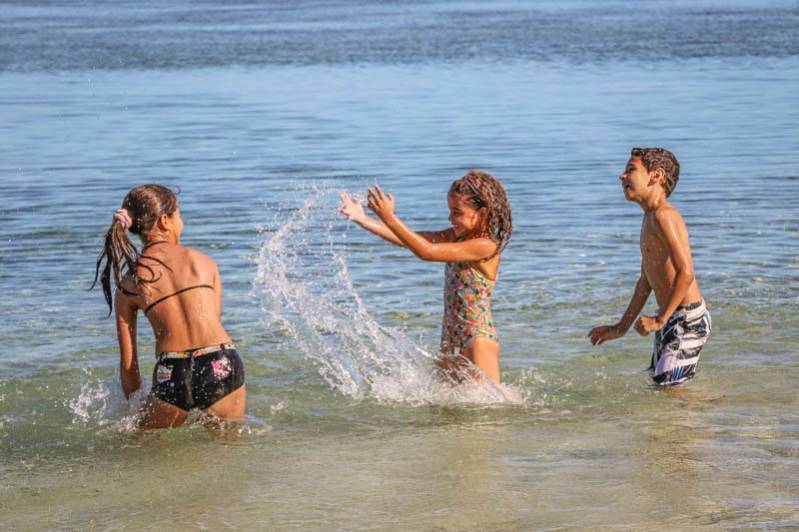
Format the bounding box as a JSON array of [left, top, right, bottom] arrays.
[[588, 148, 711, 386]]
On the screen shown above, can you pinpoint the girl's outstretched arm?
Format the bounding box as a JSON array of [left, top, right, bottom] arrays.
[[367, 185, 496, 263], [341, 191, 455, 246], [340, 191, 404, 246]]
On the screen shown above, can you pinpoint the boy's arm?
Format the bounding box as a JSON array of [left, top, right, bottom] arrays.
[[619, 271, 652, 331], [589, 263, 651, 345], [115, 288, 141, 399], [636, 208, 695, 334], [368, 186, 496, 263]]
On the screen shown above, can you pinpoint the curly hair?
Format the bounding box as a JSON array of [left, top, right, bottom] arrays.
[[448, 170, 512, 255], [91, 184, 178, 314], [631, 147, 680, 197]]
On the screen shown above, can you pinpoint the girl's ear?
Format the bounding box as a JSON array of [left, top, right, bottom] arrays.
[[156, 212, 171, 231]]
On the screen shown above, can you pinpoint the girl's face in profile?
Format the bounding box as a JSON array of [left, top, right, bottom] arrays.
[[170, 207, 184, 239], [447, 193, 486, 238], [156, 206, 183, 242]]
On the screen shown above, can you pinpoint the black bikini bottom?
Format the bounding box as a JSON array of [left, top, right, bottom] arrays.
[[151, 343, 244, 411]]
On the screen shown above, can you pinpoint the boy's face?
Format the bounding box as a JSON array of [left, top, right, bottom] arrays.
[[619, 156, 655, 202]]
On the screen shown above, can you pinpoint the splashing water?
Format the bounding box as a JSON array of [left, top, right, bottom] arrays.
[[252, 185, 527, 406], [67, 368, 146, 432], [67, 369, 273, 435]]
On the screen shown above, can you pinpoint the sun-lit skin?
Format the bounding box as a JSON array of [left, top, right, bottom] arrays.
[[113, 206, 244, 428], [340, 184, 502, 383], [447, 193, 485, 239], [588, 156, 703, 345], [340, 187, 500, 280]]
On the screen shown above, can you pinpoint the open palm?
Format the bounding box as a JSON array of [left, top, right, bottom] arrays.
[[340, 191, 366, 221]]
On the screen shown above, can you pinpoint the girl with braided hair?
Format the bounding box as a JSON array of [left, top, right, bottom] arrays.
[[340, 171, 512, 383], [93, 184, 245, 429]]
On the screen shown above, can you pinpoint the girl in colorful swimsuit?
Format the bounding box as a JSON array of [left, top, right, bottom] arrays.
[[340, 171, 512, 383], [93, 184, 245, 429]]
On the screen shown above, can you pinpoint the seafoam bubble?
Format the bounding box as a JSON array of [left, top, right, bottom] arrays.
[[252, 184, 528, 407], [0, 414, 24, 430], [67, 368, 146, 432]]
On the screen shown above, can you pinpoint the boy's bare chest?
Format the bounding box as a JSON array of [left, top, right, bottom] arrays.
[[639, 218, 668, 260]]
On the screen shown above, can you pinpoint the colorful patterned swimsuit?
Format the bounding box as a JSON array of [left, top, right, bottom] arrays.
[[440, 260, 498, 353]]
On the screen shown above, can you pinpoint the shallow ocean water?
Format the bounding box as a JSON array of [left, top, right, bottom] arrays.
[[1, 1, 798, 529]]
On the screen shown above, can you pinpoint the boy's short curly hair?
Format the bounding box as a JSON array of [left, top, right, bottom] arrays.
[[631, 147, 680, 197]]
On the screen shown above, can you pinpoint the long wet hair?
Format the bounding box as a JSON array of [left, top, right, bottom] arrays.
[[448, 170, 513, 255], [92, 184, 178, 314]]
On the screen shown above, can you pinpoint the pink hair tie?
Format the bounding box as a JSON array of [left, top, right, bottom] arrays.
[[113, 208, 132, 230]]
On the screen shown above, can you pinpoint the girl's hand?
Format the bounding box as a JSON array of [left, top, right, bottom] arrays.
[[339, 191, 366, 222], [367, 184, 395, 220]]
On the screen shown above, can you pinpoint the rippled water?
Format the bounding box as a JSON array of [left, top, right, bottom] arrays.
[[1, 0, 798, 529]]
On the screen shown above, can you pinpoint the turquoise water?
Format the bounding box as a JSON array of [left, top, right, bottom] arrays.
[[1, 1, 799, 529]]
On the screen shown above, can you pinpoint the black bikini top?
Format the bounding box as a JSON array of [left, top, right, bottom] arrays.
[[143, 284, 214, 315], [121, 240, 215, 316]]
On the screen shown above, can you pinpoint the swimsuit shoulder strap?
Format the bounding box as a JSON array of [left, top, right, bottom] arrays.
[[144, 284, 214, 315], [465, 262, 496, 283]]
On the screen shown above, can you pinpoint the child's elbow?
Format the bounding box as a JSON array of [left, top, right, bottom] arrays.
[[416, 250, 435, 261], [679, 268, 695, 284], [413, 245, 436, 261]]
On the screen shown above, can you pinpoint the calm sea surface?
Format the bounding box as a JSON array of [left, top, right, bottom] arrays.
[[1, 1, 798, 529]]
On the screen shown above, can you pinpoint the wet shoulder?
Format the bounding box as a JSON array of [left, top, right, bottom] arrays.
[[652, 203, 688, 235], [654, 202, 682, 220], [181, 246, 219, 277], [473, 238, 500, 281], [118, 272, 140, 297]]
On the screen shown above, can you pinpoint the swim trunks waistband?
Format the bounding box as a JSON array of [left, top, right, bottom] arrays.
[[158, 343, 235, 360], [678, 300, 705, 312]]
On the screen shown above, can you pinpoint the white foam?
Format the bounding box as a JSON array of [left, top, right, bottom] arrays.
[[67, 368, 146, 432], [67, 369, 273, 435]]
